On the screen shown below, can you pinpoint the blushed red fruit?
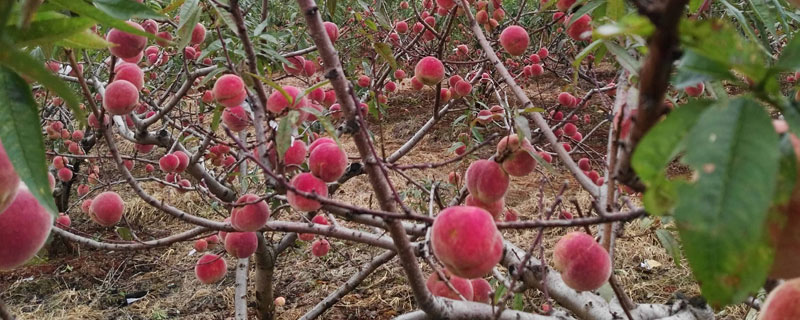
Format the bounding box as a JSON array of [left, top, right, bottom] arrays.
[[426, 272, 474, 300], [0, 186, 53, 270], [414, 56, 445, 85], [53, 156, 66, 170], [394, 69, 406, 80], [504, 208, 519, 221], [81, 199, 93, 214], [323, 90, 337, 107], [552, 232, 612, 291], [57, 168, 73, 182], [759, 278, 800, 320], [231, 194, 270, 232], [556, 0, 576, 11], [77, 184, 90, 196], [310, 88, 325, 102], [440, 88, 452, 102], [303, 60, 316, 77], [496, 135, 536, 176], [308, 137, 336, 154], [298, 233, 314, 241], [312, 215, 329, 225], [284, 140, 307, 166], [104, 80, 139, 115], [586, 170, 600, 184], [266, 86, 309, 114], [499, 26, 529, 56], [172, 151, 190, 172], [222, 105, 250, 132], [191, 23, 206, 45], [213, 74, 247, 108], [431, 206, 504, 278], [470, 278, 492, 303], [564, 122, 578, 137], [142, 19, 158, 34], [311, 238, 331, 257], [195, 253, 227, 284], [0, 141, 20, 214], [558, 92, 577, 107], [410, 77, 424, 90], [567, 14, 592, 41], [224, 232, 258, 258], [685, 82, 704, 97], [357, 75, 371, 88], [287, 173, 328, 212], [453, 81, 472, 97], [90, 191, 125, 227], [465, 160, 509, 203], [283, 56, 305, 75], [114, 63, 144, 90], [159, 154, 180, 172], [106, 21, 147, 59], [385, 81, 397, 92], [56, 212, 71, 229], [194, 239, 208, 252], [578, 158, 590, 171], [323, 22, 339, 43], [465, 194, 504, 220], [395, 21, 409, 34], [309, 143, 348, 182]]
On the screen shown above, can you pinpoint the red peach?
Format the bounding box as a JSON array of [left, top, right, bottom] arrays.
[[159, 154, 180, 172], [499, 25, 529, 56], [222, 105, 250, 132], [431, 206, 504, 278], [308, 143, 348, 182], [470, 278, 492, 303], [323, 22, 339, 43], [496, 134, 536, 176], [191, 23, 206, 45], [103, 80, 139, 115], [266, 86, 309, 114], [426, 271, 474, 300], [552, 232, 611, 291], [465, 160, 509, 203], [287, 173, 328, 212], [414, 56, 445, 85], [56, 212, 71, 229], [194, 239, 208, 252], [759, 278, 800, 320], [465, 194, 505, 220], [685, 82, 705, 97], [311, 238, 330, 257], [231, 194, 270, 232], [212, 74, 247, 108], [195, 253, 227, 284], [114, 63, 144, 90], [106, 21, 147, 59], [0, 186, 53, 270], [57, 168, 73, 182], [90, 191, 124, 227], [224, 232, 258, 258]]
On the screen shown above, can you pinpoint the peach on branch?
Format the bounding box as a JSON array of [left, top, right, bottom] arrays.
[[57, 167, 73, 182], [426, 271, 474, 300], [499, 25, 529, 56], [0, 186, 53, 270], [759, 278, 800, 320], [231, 194, 270, 232], [81, 199, 93, 214], [212, 74, 247, 108], [357, 75, 371, 88], [465, 160, 509, 203], [195, 254, 227, 284], [431, 206, 504, 278], [266, 86, 309, 114], [685, 82, 705, 97], [552, 232, 611, 291], [222, 105, 250, 132], [191, 23, 206, 45], [56, 212, 71, 229], [311, 238, 330, 257], [566, 14, 592, 41], [465, 194, 505, 220], [394, 69, 406, 80], [159, 154, 180, 172], [284, 140, 308, 166], [113, 63, 144, 90], [496, 134, 536, 176], [77, 184, 90, 196], [224, 232, 259, 258], [194, 239, 208, 252], [396, 21, 409, 34], [309, 143, 348, 182], [141, 19, 158, 34], [287, 173, 328, 212], [90, 191, 125, 227], [103, 80, 139, 115], [470, 278, 492, 303], [323, 22, 339, 43], [414, 56, 445, 86], [106, 21, 147, 59], [283, 56, 305, 75]]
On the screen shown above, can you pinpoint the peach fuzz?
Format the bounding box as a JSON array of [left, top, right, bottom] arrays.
[[287, 173, 328, 212], [431, 206, 504, 279], [266, 86, 309, 114], [195, 253, 227, 284], [106, 21, 147, 59], [194, 239, 208, 252], [0, 185, 53, 270], [231, 194, 270, 232], [224, 232, 259, 258], [426, 272, 474, 300], [212, 74, 247, 108], [103, 80, 139, 115], [90, 191, 125, 227], [309, 143, 348, 182], [552, 232, 611, 291], [499, 25, 529, 56], [311, 238, 331, 257], [465, 160, 509, 203], [414, 56, 445, 86], [496, 134, 536, 176]]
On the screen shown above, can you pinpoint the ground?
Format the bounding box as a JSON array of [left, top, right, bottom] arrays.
[[0, 67, 753, 319]]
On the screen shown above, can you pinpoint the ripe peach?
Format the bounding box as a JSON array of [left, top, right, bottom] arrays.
[[556, 0, 576, 11], [323, 90, 337, 106], [323, 22, 339, 43], [496, 134, 536, 176], [310, 88, 325, 102], [465, 194, 504, 220], [77, 184, 90, 196], [448, 171, 461, 185], [426, 271, 474, 300], [476, 10, 489, 24], [470, 278, 492, 303], [504, 208, 519, 221], [159, 154, 180, 172], [53, 156, 67, 170], [224, 232, 258, 258], [283, 56, 305, 76], [759, 278, 800, 320], [685, 82, 704, 97], [308, 142, 348, 182], [400, 1, 409, 9], [172, 151, 190, 172], [465, 160, 509, 203], [57, 167, 73, 182], [457, 44, 469, 56], [552, 232, 611, 291], [104, 80, 140, 115], [396, 21, 409, 34], [303, 60, 316, 77], [308, 137, 336, 155], [298, 233, 314, 241], [222, 105, 250, 132], [311, 238, 330, 257], [312, 215, 329, 225], [578, 157, 590, 171], [0, 186, 53, 270], [431, 206, 504, 278], [285, 140, 307, 166], [499, 26, 529, 56], [558, 92, 577, 107], [231, 194, 270, 232], [72, 130, 84, 141], [566, 14, 592, 41], [90, 191, 125, 227], [81, 199, 93, 214], [564, 123, 578, 136], [213, 74, 247, 108], [194, 238, 208, 252], [106, 21, 147, 59], [191, 23, 206, 45], [287, 173, 328, 212], [195, 253, 227, 284], [414, 57, 445, 86], [114, 63, 144, 90], [274, 296, 286, 306], [141, 19, 158, 34], [56, 212, 71, 229], [357, 75, 371, 87], [385, 81, 397, 92], [440, 88, 452, 102], [266, 86, 309, 114], [410, 77, 424, 90]]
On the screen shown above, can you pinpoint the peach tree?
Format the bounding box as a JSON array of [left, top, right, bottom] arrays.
[[0, 0, 799, 319]]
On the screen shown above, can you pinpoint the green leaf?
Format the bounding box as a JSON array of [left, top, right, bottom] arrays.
[[493, 283, 506, 304], [675, 98, 778, 306], [568, 0, 603, 27], [10, 16, 96, 47], [276, 111, 300, 160], [93, 0, 166, 19], [689, 0, 705, 11], [776, 33, 800, 71], [58, 29, 112, 49], [604, 41, 640, 76], [160, 0, 185, 13], [373, 43, 397, 70], [175, 0, 201, 49], [50, 0, 160, 41], [0, 66, 58, 218], [512, 293, 524, 310], [606, 0, 624, 21], [116, 226, 133, 240], [0, 46, 84, 123], [674, 50, 737, 87], [642, 176, 680, 216], [327, 0, 337, 17], [655, 229, 682, 266], [210, 105, 224, 131], [718, 0, 772, 58]]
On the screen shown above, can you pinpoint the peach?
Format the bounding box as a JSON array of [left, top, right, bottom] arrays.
[[224, 232, 258, 258], [231, 194, 270, 232], [114, 63, 144, 90], [476, 10, 489, 24], [396, 21, 409, 34], [578, 157, 590, 171], [323, 22, 339, 43], [312, 215, 329, 225], [213, 74, 247, 108], [556, 0, 576, 11], [323, 90, 337, 106], [303, 60, 316, 77], [504, 208, 519, 221], [285, 140, 307, 166], [0, 186, 53, 270], [311, 238, 330, 257], [440, 88, 452, 102], [81, 199, 93, 214], [410, 77, 425, 90], [567, 14, 592, 41], [104, 80, 139, 115], [499, 26, 529, 56], [159, 154, 180, 172], [558, 92, 577, 107], [194, 238, 208, 252], [308, 142, 348, 182], [448, 171, 461, 185], [222, 105, 250, 132], [496, 134, 536, 176], [195, 253, 227, 284], [465, 194, 505, 220], [685, 82, 704, 97], [287, 173, 328, 212], [357, 75, 371, 88], [453, 80, 472, 97], [77, 184, 90, 196], [183, 46, 198, 60], [414, 56, 445, 85], [457, 44, 469, 56], [283, 56, 305, 75], [564, 122, 578, 136], [385, 81, 397, 92], [72, 130, 84, 141], [191, 23, 206, 45], [57, 167, 73, 182], [266, 86, 309, 114], [431, 206, 504, 278], [298, 232, 315, 241], [552, 232, 611, 291], [106, 21, 147, 59], [142, 19, 158, 34], [173, 151, 190, 172], [310, 88, 325, 102], [470, 278, 492, 303], [465, 160, 509, 203], [90, 191, 125, 227], [308, 137, 336, 154], [56, 212, 71, 229], [426, 271, 474, 300], [759, 278, 800, 320], [53, 156, 67, 170]]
